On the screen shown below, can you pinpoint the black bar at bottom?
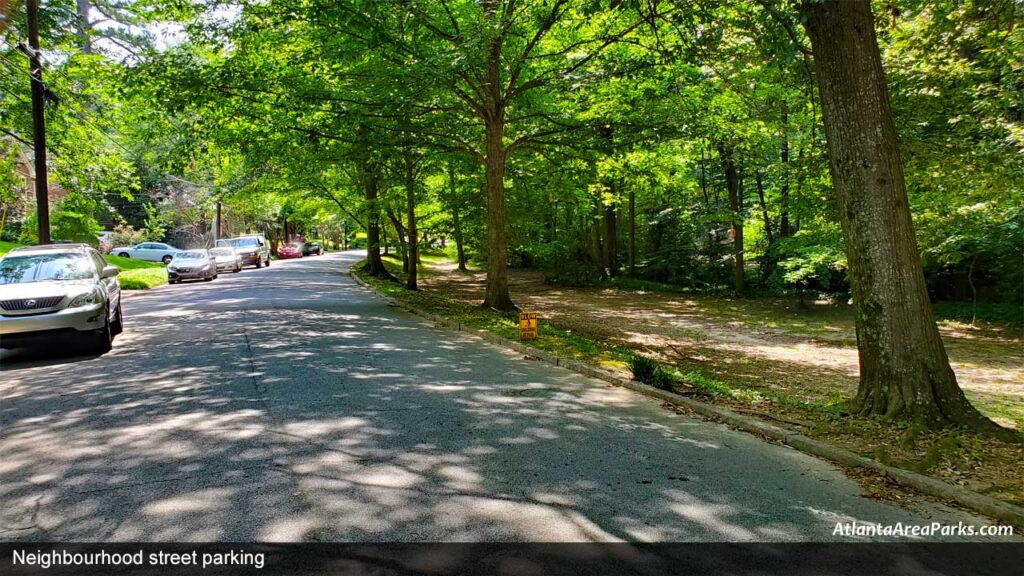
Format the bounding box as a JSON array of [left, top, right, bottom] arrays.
[[1, 543, 1020, 576]]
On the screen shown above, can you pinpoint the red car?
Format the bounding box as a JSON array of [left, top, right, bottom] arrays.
[[277, 243, 304, 259]]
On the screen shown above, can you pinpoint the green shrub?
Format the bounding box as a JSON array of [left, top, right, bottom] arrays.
[[650, 368, 677, 391], [629, 355, 678, 391], [107, 224, 147, 250], [19, 210, 101, 246], [629, 355, 658, 383]]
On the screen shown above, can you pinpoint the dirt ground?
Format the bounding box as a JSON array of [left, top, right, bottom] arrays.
[[414, 259, 1024, 505]]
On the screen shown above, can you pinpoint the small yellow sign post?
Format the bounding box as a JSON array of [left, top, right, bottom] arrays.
[[519, 311, 538, 340]]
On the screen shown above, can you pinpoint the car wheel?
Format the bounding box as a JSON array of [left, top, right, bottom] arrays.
[[88, 309, 113, 354], [118, 252, 130, 258], [169, 279, 178, 285], [265, 256, 270, 267], [161, 255, 173, 265], [255, 257, 263, 269], [234, 264, 241, 273], [111, 302, 124, 336]]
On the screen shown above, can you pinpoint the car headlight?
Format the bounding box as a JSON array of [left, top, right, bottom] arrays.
[[69, 290, 102, 308]]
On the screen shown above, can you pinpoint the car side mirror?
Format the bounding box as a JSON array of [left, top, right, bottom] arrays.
[[101, 265, 120, 278]]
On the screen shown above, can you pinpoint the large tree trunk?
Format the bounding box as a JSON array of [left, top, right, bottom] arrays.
[[717, 143, 744, 294], [480, 33, 515, 310], [801, 0, 1002, 433], [405, 155, 419, 291], [482, 118, 513, 309], [361, 159, 393, 279]]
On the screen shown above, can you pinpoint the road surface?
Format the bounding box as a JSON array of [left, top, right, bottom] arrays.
[[0, 251, 1013, 542]]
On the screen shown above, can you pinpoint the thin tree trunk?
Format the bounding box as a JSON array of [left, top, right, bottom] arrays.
[[589, 202, 603, 269], [405, 154, 419, 291], [628, 187, 636, 276], [780, 105, 791, 237], [602, 186, 617, 276], [717, 142, 744, 294], [386, 208, 408, 272], [755, 170, 775, 281], [967, 255, 978, 327], [74, 0, 94, 55], [755, 171, 774, 246], [801, 0, 1002, 433]]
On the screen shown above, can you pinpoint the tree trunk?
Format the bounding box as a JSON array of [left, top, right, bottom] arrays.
[[755, 170, 775, 281], [361, 159, 393, 279], [405, 155, 419, 291], [602, 192, 617, 276], [780, 105, 791, 237], [481, 37, 515, 310], [74, 0, 94, 55], [446, 162, 469, 272], [386, 208, 408, 272], [628, 187, 636, 276], [717, 142, 744, 294], [801, 0, 1002, 433], [589, 202, 603, 269]]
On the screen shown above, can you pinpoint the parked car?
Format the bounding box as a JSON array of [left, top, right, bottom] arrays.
[[0, 243, 122, 353], [110, 242, 180, 264], [277, 242, 303, 259], [301, 242, 323, 256], [167, 250, 218, 284], [209, 247, 243, 273], [216, 235, 270, 268]]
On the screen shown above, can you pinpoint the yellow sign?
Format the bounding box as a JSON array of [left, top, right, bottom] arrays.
[[519, 311, 539, 340]]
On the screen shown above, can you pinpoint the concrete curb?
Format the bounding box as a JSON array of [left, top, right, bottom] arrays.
[[348, 268, 1024, 530]]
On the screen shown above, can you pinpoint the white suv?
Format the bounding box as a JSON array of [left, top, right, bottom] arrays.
[[0, 244, 123, 353]]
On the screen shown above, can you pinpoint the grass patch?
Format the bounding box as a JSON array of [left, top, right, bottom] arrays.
[[102, 254, 167, 290], [0, 240, 21, 257]]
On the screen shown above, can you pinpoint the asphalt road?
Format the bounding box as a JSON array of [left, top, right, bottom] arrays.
[[0, 251, 1015, 542]]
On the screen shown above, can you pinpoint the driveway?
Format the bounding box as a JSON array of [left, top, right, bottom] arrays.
[[0, 251, 1013, 541]]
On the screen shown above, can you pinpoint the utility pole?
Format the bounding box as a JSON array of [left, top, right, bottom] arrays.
[[215, 201, 222, 239], [25, 0, 50, 244]]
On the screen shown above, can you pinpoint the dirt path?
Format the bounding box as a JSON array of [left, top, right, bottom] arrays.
[[419, 262, 1023, 430]]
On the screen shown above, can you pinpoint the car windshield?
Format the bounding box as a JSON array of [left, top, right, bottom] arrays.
[[0, 253, 95, 284], [210, 248, 233, 256], [232, 238, 259, 247], [174, 251, 207, 260]]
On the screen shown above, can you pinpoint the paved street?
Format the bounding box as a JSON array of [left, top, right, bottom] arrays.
[[0, 251, 1012, 542]]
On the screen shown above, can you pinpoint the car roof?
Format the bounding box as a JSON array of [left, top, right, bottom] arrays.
[[7, 243, 93, 255]]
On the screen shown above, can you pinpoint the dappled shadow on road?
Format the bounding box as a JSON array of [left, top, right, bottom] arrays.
[[0, 254, 995, 542]]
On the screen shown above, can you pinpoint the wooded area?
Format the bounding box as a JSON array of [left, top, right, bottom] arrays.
[[1, 0, 1021, 434]]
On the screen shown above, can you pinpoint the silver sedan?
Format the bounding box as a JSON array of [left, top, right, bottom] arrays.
[[210, 247, 243, 273]]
